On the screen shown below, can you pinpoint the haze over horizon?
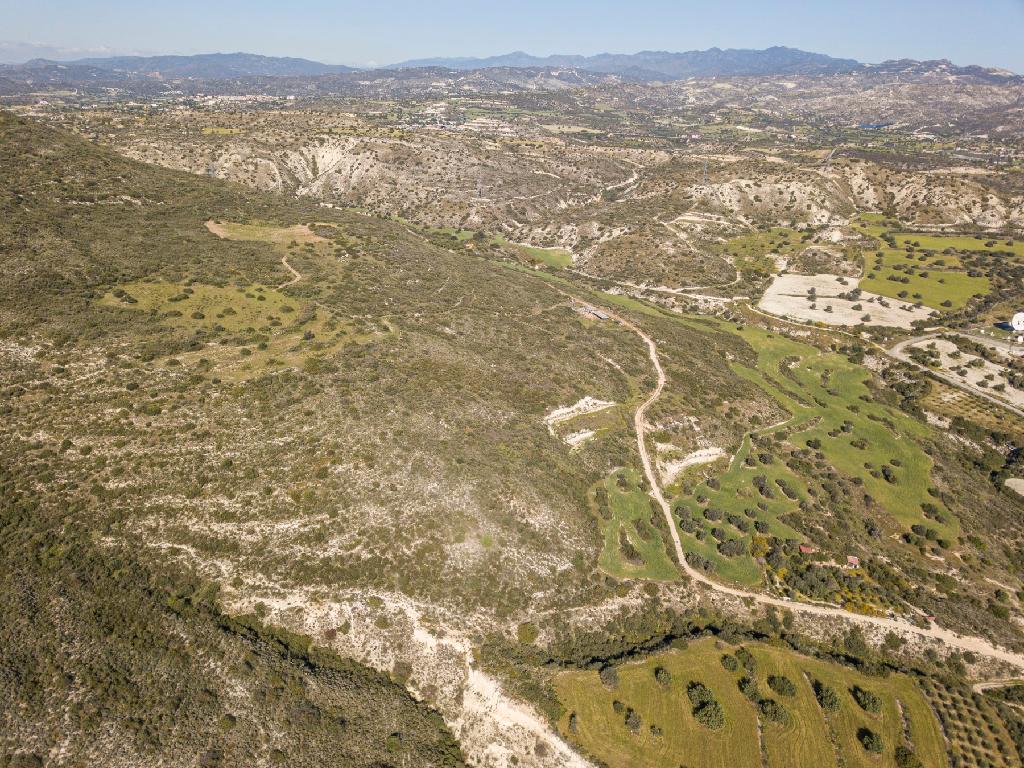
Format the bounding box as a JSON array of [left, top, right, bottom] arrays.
[[2, 0, 1023, 72]]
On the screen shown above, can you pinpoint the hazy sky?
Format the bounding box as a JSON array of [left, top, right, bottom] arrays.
[[3, 0, 1024, 71]]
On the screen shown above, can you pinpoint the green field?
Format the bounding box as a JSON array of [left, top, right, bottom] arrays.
[[99, 281, 385, 380], [555, 638, 945, 768], [591, 469, 679, 580], [720, 227, 805, 276], [426, 226, 572, 267], [517, 243, 574, 268], [854, 218, 994, 310], [671, 319, 957, 586]]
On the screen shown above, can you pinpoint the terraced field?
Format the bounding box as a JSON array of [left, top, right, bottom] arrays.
[[855, 218, 996, 311], [591, 468, 679, 581], [555, 638, 946, 768], [670, 319, 957, 585]]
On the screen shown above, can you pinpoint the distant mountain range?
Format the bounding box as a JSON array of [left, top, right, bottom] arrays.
[[388, 46, 863, 78], [1, 46, 1018, 84], [12, 52, 358, 78]]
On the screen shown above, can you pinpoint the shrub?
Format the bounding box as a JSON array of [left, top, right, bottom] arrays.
[[735, 647, 758, 675], [692, 700, 724, 731], [767, 675, 796, 697], [654, 666, 672, 687], [858, 727, 883, 753], [895, 746, 923, 768], [759, 698, 790, 725], [720, 654, 738, 672], [686, 682, 715, 708], [624, 707, 642, 733], [814, 680, 840, 712], [739, 675, 761, 702], [851, 685, 882, 714], [599, 666, 619, 689]]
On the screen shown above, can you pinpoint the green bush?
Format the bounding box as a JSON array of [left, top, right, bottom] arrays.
[[895, 746, 923, 768], [813, 680, 841, 712], [858, 727, 883, 753], [758, 698, 790, 725], [851, 685, 882, 714], [692, 699, 724, 730], [767, 675, 796, 697], [654, 666, 672, 687]]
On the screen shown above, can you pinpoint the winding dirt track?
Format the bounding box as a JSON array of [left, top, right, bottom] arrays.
[[278, 254, 302, 288], [565, 291, 1024, 671]]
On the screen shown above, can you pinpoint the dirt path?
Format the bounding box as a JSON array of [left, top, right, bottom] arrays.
[[278, 253, 302, 289], [564, 290, 1024, 671]]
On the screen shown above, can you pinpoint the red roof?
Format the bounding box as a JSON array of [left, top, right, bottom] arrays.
[[799, 545, 816, 554], [847, 555, 861, 566]]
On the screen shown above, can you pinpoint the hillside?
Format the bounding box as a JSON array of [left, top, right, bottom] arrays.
[[391, 46, 862, 77], [0, 111, 468, 768], [4, 53, 1024, 767], [59, 51, 358, 77]]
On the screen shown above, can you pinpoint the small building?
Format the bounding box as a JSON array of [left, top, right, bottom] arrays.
[[798, 544, 817, 555], [591, 309, 610, 321], [846, 555, 861, 568]]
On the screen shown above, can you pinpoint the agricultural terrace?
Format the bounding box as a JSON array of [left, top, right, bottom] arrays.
[[427, 226, 573, 268], [591, 468, 679, 581], [719, 227, 807, 277], [556, 638, 945, 768], [855, 216, 998, 311], [99, 281, 387, 381], [670, 318, 957, 587]]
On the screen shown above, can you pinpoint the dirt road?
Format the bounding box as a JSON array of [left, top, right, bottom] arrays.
[[278, 254, 302, 288], [888, 333, 1024, 419]]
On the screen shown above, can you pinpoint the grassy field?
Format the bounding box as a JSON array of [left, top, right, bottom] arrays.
[[555, 638, 946, 768], [517, 243, 574, 268], [670, 319, 957, 586], [98, 280, 387, 381], [854, 218, 994, 310], [591, 469, 679, 581], [425, 226, 572, 268], [720, 227, 805, 277]]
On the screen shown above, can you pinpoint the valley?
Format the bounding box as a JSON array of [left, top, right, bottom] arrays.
[[3, 39, 1024, 768]]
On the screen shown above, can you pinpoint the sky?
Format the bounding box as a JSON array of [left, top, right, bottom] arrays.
[[2, 0, 1024, 72]]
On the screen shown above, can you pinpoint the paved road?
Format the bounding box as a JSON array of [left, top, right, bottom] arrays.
[[567, 291, 1024, 671]]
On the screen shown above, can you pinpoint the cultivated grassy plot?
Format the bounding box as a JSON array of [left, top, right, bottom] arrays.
[[855, 218, 995, 310], [555, 638, 946, 768], [517, 244, 573, 268], [99, 281, 387, 380], [592, 468, 679, 581], [671, 320, 957, 586]]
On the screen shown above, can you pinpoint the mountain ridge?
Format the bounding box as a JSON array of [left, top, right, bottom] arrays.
[[0, 46, 1018, 83], [387, 45, 864, 78]]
